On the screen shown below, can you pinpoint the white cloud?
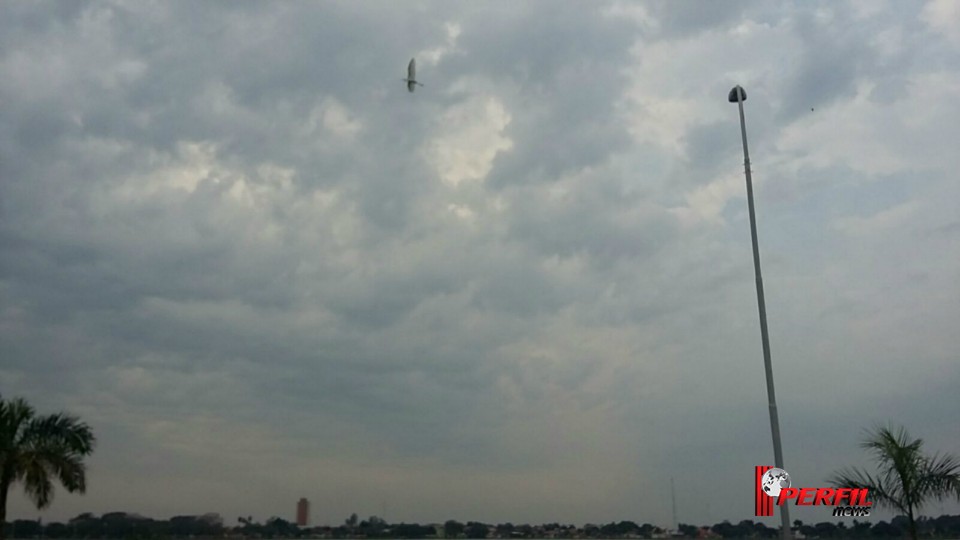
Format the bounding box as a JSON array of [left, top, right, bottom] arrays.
[[776, 72, 960, 177], [921, 0, 960, 47], [426, 95, 513, 186], [417, 21, 463, 66], [303, 97, 363, 140], [833, 200, 920, 236], [670, 173, 743, 227]]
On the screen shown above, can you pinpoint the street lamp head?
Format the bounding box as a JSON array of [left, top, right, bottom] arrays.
[[728, 85, 747, 103]]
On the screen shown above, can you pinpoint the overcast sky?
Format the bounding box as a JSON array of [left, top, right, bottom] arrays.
[[2, 0, 959, 529]]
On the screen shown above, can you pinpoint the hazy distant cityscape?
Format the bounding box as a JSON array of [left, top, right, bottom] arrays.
[[5, 506, 960, 540]]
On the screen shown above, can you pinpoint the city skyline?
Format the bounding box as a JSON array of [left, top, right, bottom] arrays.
[[9, 508, 960, 530], [2, 0, 959, 528]]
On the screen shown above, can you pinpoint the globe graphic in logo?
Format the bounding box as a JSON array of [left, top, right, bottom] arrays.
[[761, 468, 791, 497]]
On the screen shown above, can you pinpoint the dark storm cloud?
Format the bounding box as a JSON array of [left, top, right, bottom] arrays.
[[776, 2, 940, 121], [779, 11, 871, 120], [455, 4, 636, 188], [645, 0, 763, 38], [506, 178, 677, 265], [669, 120, 740, 188]]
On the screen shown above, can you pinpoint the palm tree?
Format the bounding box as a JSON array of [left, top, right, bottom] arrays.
[[829, 425, 960, 540], [0, 396, 95, 540]]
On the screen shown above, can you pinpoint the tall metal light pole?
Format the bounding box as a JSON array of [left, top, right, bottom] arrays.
[[728, 85, 792, 540]]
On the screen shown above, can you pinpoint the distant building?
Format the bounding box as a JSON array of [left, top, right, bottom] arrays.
[[296, 498, 309, 527]]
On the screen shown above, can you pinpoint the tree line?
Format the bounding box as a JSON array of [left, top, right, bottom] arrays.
[[5, 513, 960, 540]]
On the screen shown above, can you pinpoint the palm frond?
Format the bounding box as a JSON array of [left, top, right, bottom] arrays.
[[1, 396, 96, 515], [917, 453, 960, 502], [49, 452, 88, 493], [1, 397, 36, 447], [829, 466, 904, 513], [24, 413, 96, 454], [20, 456, 55, 508]]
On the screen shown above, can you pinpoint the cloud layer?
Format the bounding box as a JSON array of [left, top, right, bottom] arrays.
[[2, 0, 958, 527]]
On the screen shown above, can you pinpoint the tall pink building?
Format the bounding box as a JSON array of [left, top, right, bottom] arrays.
[[296, 498, 309, 527]]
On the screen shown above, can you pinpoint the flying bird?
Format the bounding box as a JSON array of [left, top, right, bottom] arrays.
[[403, 58, 423, 92]]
